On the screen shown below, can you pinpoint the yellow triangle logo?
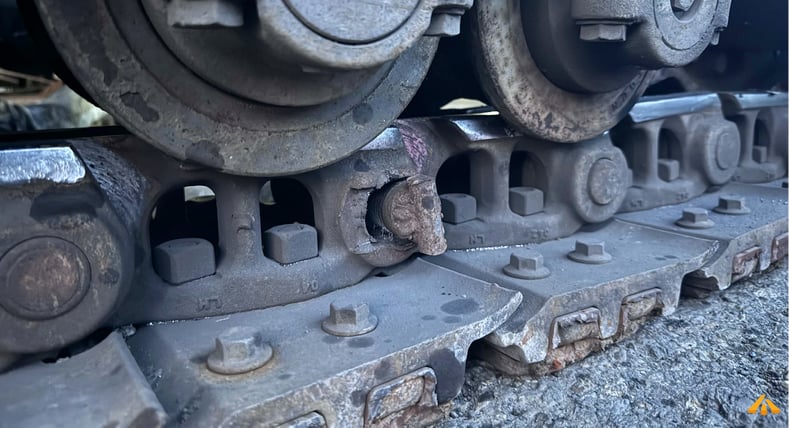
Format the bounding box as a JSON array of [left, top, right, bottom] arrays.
[[748, 394, 781, 416]]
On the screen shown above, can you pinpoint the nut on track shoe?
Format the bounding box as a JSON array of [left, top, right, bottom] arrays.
[[426, 219, 716, 375], [617, 182, 788, 291], [126, 259, 520, 427]]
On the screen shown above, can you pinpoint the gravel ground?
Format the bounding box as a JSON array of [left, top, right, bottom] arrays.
[[440, 261, 788, 427]]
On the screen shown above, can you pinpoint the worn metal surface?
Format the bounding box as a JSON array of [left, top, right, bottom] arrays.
[[0, 143, 134, 355], [126, 259, 521, 427], [468, 0, 654, 142], [428, 219, 715, 372], [0, 332, 166, 428], [32, 0, 443, 176], [0, 146, 85, 185], [571, 0, 731, 68], [719, 92, 788, 183], [617, 182, 788, 291], [612, 93, 740, 212]]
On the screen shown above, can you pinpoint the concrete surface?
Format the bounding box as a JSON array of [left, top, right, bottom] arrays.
[[440, 261, 788, 427]]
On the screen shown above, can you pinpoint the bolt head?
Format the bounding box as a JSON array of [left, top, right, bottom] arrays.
[[714, 195, 750, 215], [323, 299, 378, 336], [676, 208, 715, 229], [672, 0, 695, 12], [567, 239, 612, 264], [682, 208, 709, 223], [330, 301, 370, 326], [579, 24, 627, 42], [207, 326, 273, 375], [503, 250, 551, 279], [576, 240, 605, 257], [510, 252, 543, 271]]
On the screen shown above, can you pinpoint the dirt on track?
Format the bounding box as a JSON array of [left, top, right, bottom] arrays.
[[439, 261, 788, 427]]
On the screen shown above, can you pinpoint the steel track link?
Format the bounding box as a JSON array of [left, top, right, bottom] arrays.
[[0, 92, 786, 427]]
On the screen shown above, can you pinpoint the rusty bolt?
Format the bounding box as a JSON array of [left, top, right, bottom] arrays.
[[322, 299, 378, 337], [503, 250, 551, 280], [207, 326, 273, 375], [676, 208, 715, 229], [568, 239, 612, 264], [579, 24, 627, 42], [713, 195, 750, 215], [672, 0, 695, 12]]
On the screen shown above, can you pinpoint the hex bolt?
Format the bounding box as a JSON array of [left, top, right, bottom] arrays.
[[153, 238, 216, 285], [322, 299, 378, 337], [567, 240, 612, 264], [579, 24, 627, 42], [509, 187, 544, 216], [752, 146, 768, 164], [439, 193, 477, 224], [263, 224, 318, 264], [713, 195, 750, 215], [503, 250, 551, 280], [657, 159, 680, 182], [672, 0, 695, 12], [675, 208, 715, 229], [207, 326, 273, 375]]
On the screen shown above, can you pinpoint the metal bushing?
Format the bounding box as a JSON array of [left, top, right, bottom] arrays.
[[569, 137, 631, 223], [0, 146, 134, 355], [0, 237, 90, 321], [694, 120, 741, 185]]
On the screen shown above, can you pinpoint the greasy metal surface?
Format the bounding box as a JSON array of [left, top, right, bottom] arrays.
[[0, 143, 134, 354], [468, 0, 654, 142], [32, 0, 440, 176], [428, 219, 715, 368], [0, 146, 85, 185], [127, 259, 521, 427], [612, 93, 740, 212], [617, 182, 788, 290], [0, 332, 166, 428], [571, 0, 731, 68], [71, 127, 433, 324], [400, 116, 630, 250]]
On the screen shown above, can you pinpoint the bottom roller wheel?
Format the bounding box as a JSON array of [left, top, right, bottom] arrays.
[[30, 0, 459, 176], [468, 0, 730, 143]]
